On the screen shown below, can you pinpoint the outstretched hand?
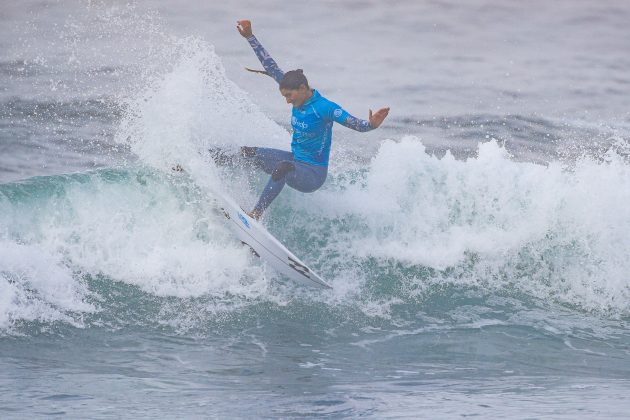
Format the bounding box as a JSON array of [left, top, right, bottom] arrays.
[[369, 107, 390, 129], [236, 20, 253, 38]]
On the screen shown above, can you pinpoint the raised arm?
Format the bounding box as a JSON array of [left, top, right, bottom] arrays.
[[237, 20, 284, 84], [329, 104, 390, 132]]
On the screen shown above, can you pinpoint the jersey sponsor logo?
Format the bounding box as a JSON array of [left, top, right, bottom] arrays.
[[238, 212, 250, 228], [292, 116, 308, 129], [333, 108, 343, 118]]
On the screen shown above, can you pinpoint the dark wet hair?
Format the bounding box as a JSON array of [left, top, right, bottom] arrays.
[[279, 69, 309, 90]]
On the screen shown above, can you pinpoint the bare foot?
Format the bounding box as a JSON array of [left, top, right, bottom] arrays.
[[247, 209, 262, 220]]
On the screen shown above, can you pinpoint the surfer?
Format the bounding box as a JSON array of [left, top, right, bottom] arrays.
[[235, 20, 389, 220]]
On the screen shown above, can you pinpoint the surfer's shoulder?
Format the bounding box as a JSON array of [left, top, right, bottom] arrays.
[[308, 91, 332, 111], [313, 93, 342, 120]]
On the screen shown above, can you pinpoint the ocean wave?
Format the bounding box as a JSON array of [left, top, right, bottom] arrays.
[[1, 23, 629, 334], [306, 137, 630, 314], [1, 132, 628, 335]]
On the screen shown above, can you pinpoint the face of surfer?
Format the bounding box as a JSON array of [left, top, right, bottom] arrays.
[[280, 85, 311, 108]]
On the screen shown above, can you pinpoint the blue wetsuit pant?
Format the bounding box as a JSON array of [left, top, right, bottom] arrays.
[[251, 148, 328, 214]]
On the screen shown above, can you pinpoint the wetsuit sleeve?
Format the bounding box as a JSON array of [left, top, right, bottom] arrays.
[[246, 35, 285, 84], [328, 103, 373, 132]]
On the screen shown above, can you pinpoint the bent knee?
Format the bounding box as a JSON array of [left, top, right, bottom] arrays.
[[271, 161, 295, 181]]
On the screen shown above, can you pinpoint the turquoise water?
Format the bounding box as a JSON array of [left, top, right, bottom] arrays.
[[2, 0, 630, 417]]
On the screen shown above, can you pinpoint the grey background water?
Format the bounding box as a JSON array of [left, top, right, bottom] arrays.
[[1, 0, 630, 418]]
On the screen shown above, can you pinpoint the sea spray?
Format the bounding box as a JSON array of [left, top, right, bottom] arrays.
[[113, 36, 287, 171], [302, 137, 630, 314], [0, 241, 94, 331]]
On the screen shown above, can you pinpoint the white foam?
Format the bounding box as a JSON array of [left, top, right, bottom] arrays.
[[0, 241, 94, 331], [0, 27, 297, 331], [103, 35, 300, 299], [53, 172, 273, 297], [305, 136, 630, 314]]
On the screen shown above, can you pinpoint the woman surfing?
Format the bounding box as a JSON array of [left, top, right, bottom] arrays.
[[235, 19, 390, 219]]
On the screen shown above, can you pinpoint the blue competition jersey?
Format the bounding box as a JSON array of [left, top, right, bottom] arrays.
[[247, 35, 373, 166]]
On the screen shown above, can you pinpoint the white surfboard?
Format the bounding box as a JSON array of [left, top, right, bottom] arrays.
[[216, 193, 332, 289]]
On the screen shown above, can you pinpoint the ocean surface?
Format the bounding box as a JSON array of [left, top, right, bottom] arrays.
[[1, 0, 630, 418]]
